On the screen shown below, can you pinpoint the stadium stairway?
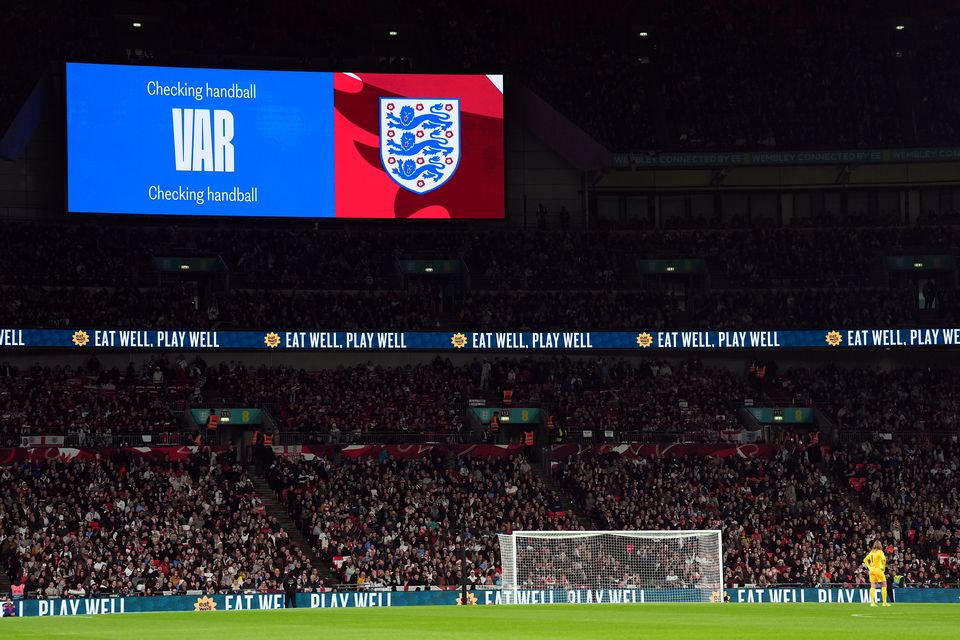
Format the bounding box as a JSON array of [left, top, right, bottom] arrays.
[[533, 462, 594, 530], [248, 475, 338, 587], [0, 568, 9, 597], [813, 447, 887, 532]]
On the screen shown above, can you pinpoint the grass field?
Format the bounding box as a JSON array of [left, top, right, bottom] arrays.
[[3, 603, 959, 640]]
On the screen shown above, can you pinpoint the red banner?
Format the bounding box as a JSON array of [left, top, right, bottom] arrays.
[[551, 443, 776, 460], [0, 446, 227, 465], [271, 444, 523, 460]]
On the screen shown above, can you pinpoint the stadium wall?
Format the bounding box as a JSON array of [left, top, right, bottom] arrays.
[[598, 161, 960, 191], [506, 118, 586, 228], [9, 588, 960, 616]]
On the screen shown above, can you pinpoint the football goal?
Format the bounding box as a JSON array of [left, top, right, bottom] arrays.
[[498, 530, 723, 604]]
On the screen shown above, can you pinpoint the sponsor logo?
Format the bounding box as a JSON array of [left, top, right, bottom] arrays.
[[264, 332, 281, 348]]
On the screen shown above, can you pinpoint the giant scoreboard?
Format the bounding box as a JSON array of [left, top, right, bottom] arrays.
[[66, 63, 504, 219]]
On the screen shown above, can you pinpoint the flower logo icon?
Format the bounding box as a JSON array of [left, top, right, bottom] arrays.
[[264, 332, 281, 348]]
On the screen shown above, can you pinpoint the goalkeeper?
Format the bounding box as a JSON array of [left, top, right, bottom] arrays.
[[863, 540, 890, 607]]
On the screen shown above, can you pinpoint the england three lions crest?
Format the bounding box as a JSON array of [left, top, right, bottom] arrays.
[[380, 98, 460, 194]]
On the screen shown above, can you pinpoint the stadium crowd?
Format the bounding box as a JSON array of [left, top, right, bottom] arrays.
[[484, 358, 748, 438], [558, 447, 942, 587], [0, 284, 945, 332], [203, 356, 760, 442], [217, 361, 468, 440], [0, 364, 182, 447], [256, 439, 960, 589], [777, 366, 960, 437], [4, 220, 960, 278], [0, 218, 956, 332], [6, 358, 960, 448], [431, 287, 931, 331], [0, 451, 314, 598], [691, 288, 924, 331], [0, 286, 207, 329], [266, 452, 580, 589], [2, 442, 956, 597], [214, 289, 443, 331], [830, 441, 960, 585]]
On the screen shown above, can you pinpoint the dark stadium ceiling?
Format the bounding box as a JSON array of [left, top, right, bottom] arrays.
[[81, 0, 932, 36]]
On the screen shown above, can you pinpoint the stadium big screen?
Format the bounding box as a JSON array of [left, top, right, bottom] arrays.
[[65, 63, 505, 218]]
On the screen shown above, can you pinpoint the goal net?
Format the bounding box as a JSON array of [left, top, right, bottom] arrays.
[[498, 530, 723, 604]]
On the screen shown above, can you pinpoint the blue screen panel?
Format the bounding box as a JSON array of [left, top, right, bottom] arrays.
[[66, 63, 335, 217]]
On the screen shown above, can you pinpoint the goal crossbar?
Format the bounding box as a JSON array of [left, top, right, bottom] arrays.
[[511, 530, 719, 537]]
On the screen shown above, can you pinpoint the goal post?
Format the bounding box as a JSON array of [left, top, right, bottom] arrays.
[[498, 530, 723, 604]]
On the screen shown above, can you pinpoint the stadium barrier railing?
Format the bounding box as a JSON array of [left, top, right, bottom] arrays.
[[16, 431, 185, 447], [837, 428, 959, 442], [277, 430, 468, 445]]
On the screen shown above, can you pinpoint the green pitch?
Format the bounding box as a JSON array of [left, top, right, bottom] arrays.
[[3, 603, 958, 640]]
